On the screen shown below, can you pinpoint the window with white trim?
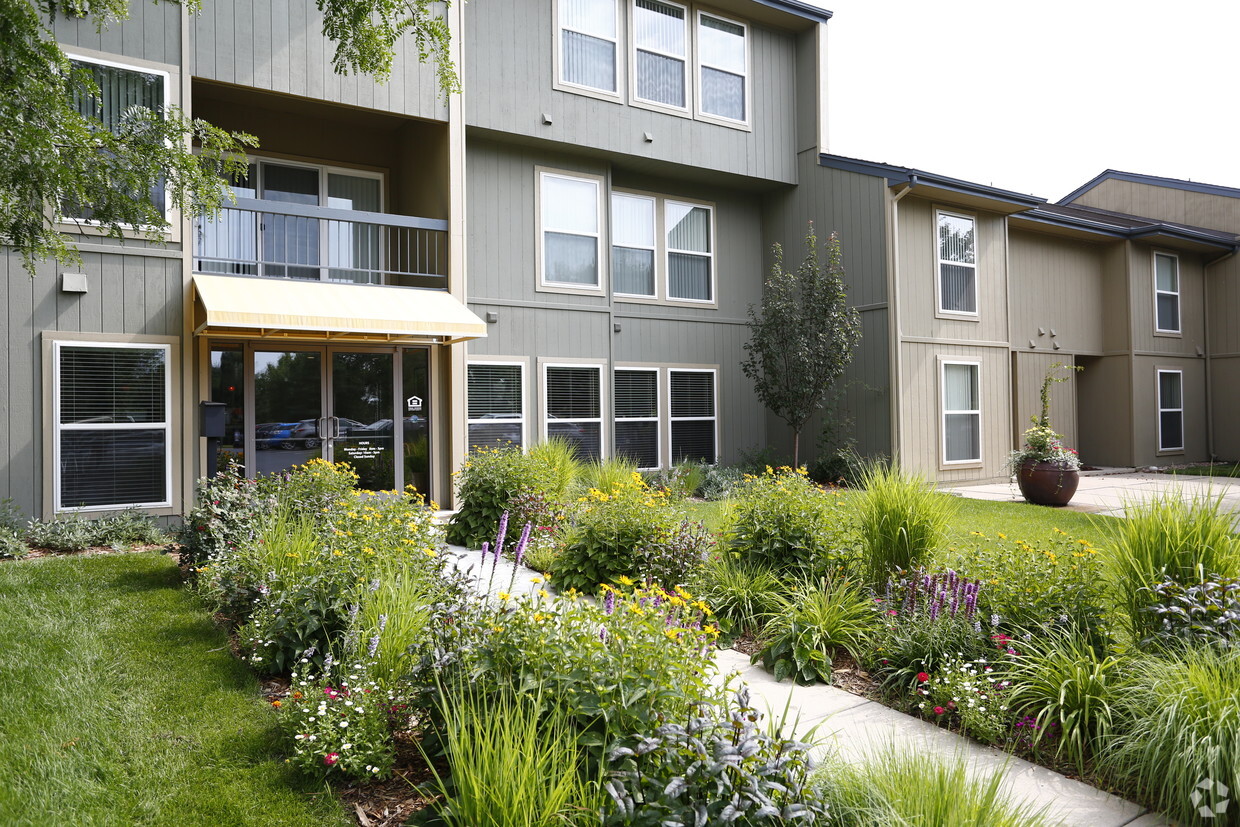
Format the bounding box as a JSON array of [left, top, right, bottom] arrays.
[[1154, 253, 1181, 333], [941, 361, 981, 464], [545, 365, 603, 460], [54, 342, 171, 511], [1157, 369, 1184, 452], [541, 171, 602, 289], [670, 369, 716, 463], [612, 193, 657, 297], [937, 211, 977, 315], [634, 0, 688, 109], [666, 201, 712, 301], [696, 12, 747, 123], [467, 363, 525, 451], [66, 55, 171, 219], [559, 0, 619, 93], [614, 368, 660, 468]]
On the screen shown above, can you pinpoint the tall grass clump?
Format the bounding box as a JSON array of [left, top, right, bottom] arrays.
[[755, 576, 878, 684], [1099, 488, 1240, 643], [353, 556, 441, 684], [1004, 630, 1122, 773], [419, 687, 602, 827], [527, 436, 584, 501], [1102, 647, 1240, 825], [854, 461, 958, 588], [690, 553, 785, 635], [816, 748, 1054, 827], [576, 456, 640, 497]]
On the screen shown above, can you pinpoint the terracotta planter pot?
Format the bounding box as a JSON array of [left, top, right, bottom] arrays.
[[1016, 459, 1079, 506]]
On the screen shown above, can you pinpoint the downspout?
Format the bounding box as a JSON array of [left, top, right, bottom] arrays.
[[1202, 246, 1238, 462], [886, 176, 917, 462]]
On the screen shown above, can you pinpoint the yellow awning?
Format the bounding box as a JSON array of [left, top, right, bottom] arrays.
[[192, 274, 487, 344]]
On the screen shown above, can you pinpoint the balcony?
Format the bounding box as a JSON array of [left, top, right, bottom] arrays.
[[193, 197, 449, 289]]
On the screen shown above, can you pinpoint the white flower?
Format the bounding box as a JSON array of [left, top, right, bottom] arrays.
[[339, 721, 349, 728], [294, 734, 304, 740], [342, 743, 352, 750]]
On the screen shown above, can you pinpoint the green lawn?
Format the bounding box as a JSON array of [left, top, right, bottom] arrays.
[[0, 552, 349, 827], [1174, 463, 1240, 478]]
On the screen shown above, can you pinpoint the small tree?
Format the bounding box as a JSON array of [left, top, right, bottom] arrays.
[[741, 224, 861, 467]]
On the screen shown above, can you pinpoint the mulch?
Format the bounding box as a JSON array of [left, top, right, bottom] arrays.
[[3, 542, 171, 562]]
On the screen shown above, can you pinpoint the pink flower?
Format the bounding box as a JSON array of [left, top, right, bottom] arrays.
[[324, 753, 339, 766], [917, 672, 930, 683], [324, 687, 340, 699], [934, 706, 946, 715], [887, 610, 898, 616]]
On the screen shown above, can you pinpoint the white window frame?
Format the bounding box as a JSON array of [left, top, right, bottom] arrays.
[[466, 360, 527, 452], [555, 0, 622, 99], [542, 362, 605, 458], [664, 199, 715, 304], [1153, 252, 1182, 335], [52, 340, 173, 513], [940, 359, 982, 466], [613, 367, 662, 469], [629, 0, 690, 114], [611, 191, 659, 299], [537, 169, 605, 294], [668, 367, 717, 465], [61, 52, 177, 239], [1156, 368, 1185, 453], [935, 209, 978, 318], [693, 10, 751, 129]]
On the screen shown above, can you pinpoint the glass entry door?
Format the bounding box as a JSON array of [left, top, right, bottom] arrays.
[[253, 350, 324, 476], [328, 351, 396, 491]]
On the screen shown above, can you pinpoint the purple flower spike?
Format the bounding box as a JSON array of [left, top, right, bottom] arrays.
[[494, 512, 509, 560], [367, 633, 381, 658], [513, 522, 532, 567], [604, 589, 616, 615], [599, 626, 608, 643]]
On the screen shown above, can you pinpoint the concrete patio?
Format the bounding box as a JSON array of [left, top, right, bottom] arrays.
[[943, 469, 1240, 519]]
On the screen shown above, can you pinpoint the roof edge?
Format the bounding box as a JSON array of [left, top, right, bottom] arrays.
[[752, 0, 833, 23], [1015, 208, 1238, 250], [1060, 169, 1240, 205], [818, 154, 1045, 209]]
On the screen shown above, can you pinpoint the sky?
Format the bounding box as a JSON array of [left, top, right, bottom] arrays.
[[811, 0, 1240, 202]]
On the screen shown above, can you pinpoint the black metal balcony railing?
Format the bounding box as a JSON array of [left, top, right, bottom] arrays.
[[193, 197, 449, 289]]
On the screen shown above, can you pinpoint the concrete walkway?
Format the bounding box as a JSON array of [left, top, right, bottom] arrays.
[[714, 649, 1165, 827], [446, 541, 1166, 826], [945, 468, 1240, 519]]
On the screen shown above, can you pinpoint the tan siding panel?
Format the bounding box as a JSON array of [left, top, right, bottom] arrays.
[[1008, 230, 1105, 356]]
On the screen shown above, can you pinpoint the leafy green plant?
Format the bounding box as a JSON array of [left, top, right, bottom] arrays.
[[416, 686, 602, 827], [755, 577, 878, 684], [816, 748, 1055, 827], [526, 436, 583, 501], [689, 553, 785, 635], [1004, 631, 1121, 773], [94, 508, 168, 546], [870, 570, 990, 687], [1143, 572, 1240, 648], [696, 464, 746, 501], [447, 445, 562, 549], [0, 497, 25, 532], [273, 457, 359, 517], [915, 656, 1011, 745], [1100, 488, 1240, 644], [557, 475, 711, 592], [352, 556, 443, 686], [0, 525, 28, 558], [1102, 647, 1240, 825], [854, 461, 957, 588], [603, 686, 829, 825], [725, 466, 855, 574], [25, 512, 96, 552], [179, 459, 275, 568]]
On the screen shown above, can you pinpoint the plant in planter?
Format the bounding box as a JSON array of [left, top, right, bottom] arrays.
[[1007, 363, 1082, 506]]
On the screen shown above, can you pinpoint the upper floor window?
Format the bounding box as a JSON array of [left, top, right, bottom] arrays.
[[540, 171, 602, 290], [1154, 252, 1181, 333], [560, 0, 619, 94], [633, 0, 688, 109], [696, 12, 747, 123], [937, 210, 977, 315], [66, 56, 170, 219], [611, 191, 714, 303], [612, 193, 657, 296], [666, 201, 712, 301]]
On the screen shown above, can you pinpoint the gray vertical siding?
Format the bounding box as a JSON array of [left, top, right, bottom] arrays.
[[464, 0, 799, 184], [53, 1, 182, 65], [1008, 228, 1105, 356], [2, 248, 185, 519]]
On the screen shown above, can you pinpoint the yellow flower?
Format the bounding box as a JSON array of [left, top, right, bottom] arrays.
[[997, 533, 1007, 540], [539, 589, 550, 599], [332, 550, 343, 557], [498, 592, 511, 600], [616, 576, 635, 587], [663, 630, 680, 641], [423, 549, 437, 558]]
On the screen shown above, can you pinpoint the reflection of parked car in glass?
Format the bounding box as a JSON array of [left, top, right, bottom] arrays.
[[290, 419, 322, 448], [355, 416, 427, 439], [470, 413, 521, 447], [255, 422, 299, 450]]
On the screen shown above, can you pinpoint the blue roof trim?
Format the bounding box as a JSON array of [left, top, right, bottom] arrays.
[[1016, 208, 1237, 250], [818, 154, 1045, 208], [1061, 170, 1240, 205], [751, 0, 833, 23], [1014, 210, 1128, 238]]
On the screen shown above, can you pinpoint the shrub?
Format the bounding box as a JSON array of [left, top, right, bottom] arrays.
[[1003, 631, 1121, 773], [915, 655, 1011, 745], [179, 460, 275, 568], [447, 445, 561, 549], [603, 686, 829, 825], [870, 570, 990, 687], [937, 529, 1109, 643], [755, 577, 877, 684], [94, 508, 168, 546], [689, 553, 785, 636], [816, 748, 1055, 827], [526, 436, 583, 501], [520, 527, 564, 575], [272, 457, 359, 516], [0, 526, 28, 559], [556, 475, 711, 592], [725, 466, 855, 574], [25, 513, 96, 552], [281, 658, 398, 781], [696, 464, 746, 501], [419, 686, 602, 827], [853, 461, 957, 588], [1101, 488, 1240, 644], [1102, 647, 1240, 825], [1143, 573, 1240, 648]]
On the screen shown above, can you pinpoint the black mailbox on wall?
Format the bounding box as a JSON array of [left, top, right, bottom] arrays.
[[200, 401, 226, 439]]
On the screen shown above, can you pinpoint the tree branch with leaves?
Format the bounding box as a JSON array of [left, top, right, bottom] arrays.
[[741, 225, 862, 467]]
